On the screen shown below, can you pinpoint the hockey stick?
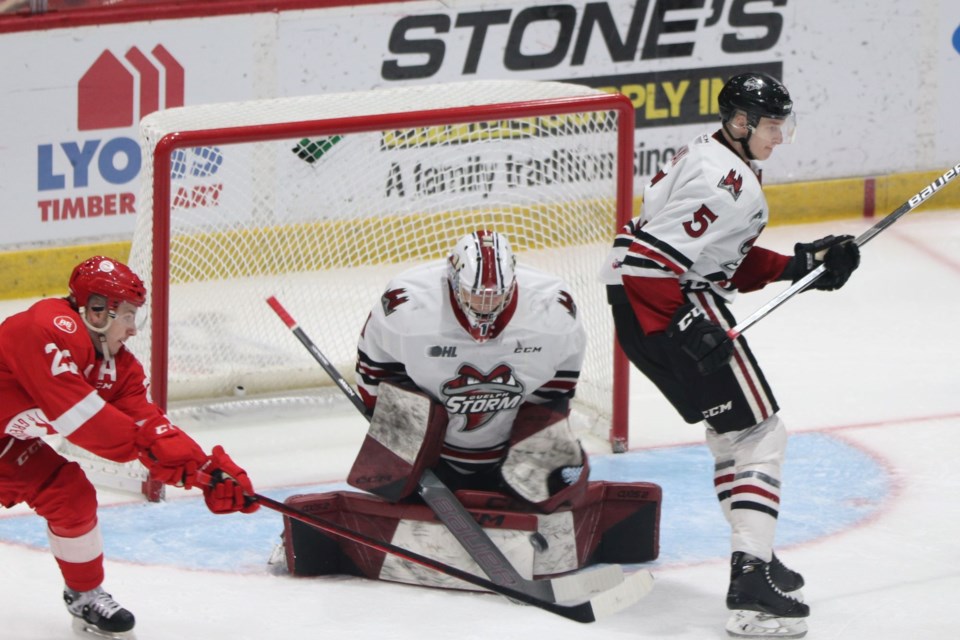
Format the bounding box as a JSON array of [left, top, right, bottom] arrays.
[[728, 161, 960, 339], [265, 295, 650, 608], [251, 491, 653, 623]]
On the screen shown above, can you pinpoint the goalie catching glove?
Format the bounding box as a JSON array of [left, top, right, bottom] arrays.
[[781, 234, 861, 291], [136, 423, 258, 514]]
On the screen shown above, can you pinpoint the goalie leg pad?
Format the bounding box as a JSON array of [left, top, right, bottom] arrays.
[[281, 490, 540, 591], [347, 382, 447, 502], [455, 481, 662, 574]]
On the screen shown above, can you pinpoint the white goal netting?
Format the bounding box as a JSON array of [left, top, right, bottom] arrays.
[[125, 80, 634, 462]]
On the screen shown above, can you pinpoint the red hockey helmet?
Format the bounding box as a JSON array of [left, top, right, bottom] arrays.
[[69, 256, 146, 310]]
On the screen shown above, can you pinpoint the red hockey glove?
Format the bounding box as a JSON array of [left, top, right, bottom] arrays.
[[199, 445, 259, 514], [135, 423, 207, 488]]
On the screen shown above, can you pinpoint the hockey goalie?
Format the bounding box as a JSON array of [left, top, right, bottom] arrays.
[[275, 231, 661, 594]]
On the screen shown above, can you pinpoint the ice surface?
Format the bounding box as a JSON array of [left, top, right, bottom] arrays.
[[2, 209, 959, 639]]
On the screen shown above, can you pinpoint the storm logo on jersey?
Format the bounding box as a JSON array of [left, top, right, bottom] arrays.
[[440, 363, 524, 431]]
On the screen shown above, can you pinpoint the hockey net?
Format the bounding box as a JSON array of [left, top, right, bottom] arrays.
[[92, 81, 634, 499]]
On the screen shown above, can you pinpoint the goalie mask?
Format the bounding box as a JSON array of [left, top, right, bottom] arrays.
[[69, 256, 146, 337], [447, 230, 517, 342]]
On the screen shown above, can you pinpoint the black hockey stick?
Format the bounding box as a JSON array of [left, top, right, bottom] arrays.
[[728, 161, 960, 339], [251, 491, 649, 623], [265, 295, 651, 609]]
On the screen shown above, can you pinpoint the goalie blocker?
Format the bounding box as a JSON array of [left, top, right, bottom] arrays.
[[280, 383, 661, 589]]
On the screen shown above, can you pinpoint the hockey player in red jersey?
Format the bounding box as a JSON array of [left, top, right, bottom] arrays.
[[0, 256, 258, 639], [601, 73, 861, 638]]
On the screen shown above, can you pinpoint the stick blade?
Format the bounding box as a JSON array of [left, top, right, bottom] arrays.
[[549, 564, 625, 603], [583, 569, 654, 621]]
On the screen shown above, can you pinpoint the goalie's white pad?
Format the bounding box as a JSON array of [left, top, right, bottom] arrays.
[[347, 382, 447, 501], [281, 480, 661, 589], [725, 610, 808, 638]]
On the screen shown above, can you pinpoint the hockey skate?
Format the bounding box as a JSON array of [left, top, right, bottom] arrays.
[[725, 552, 808, 639], [64, 586, 136, 639], [769, 553, 804, 600]]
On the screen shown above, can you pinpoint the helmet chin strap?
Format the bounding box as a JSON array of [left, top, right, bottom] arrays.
[[80, 306, 116, 363], [723, 121, 756, 161]]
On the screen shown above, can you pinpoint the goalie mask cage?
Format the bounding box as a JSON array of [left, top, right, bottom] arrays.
[[127, 80, 634, 457]]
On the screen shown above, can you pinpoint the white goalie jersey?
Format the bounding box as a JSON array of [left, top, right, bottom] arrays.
[[356, 260, 586, 471]]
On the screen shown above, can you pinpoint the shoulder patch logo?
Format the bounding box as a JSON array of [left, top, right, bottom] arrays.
[[380, 288, 408, 316], [557, 290, 577, 318], [53, 316, 77, 334], [718, 169, 743, 201]]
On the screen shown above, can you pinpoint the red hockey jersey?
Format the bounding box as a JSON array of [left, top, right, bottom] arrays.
[[0, 298, 166, 463]]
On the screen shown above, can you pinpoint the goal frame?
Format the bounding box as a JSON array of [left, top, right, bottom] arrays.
[[146, 91, 635, 450]]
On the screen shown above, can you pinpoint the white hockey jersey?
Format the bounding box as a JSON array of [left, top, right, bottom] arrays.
[[600, 131, 788, 333], [356, 261, 586, 471]]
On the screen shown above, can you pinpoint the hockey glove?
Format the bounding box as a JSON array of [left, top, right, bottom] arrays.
[[135, 423, 207, 488], [783, 234, 861, 291], [199, 445, 259, 514], [666, 304, 734, 376]]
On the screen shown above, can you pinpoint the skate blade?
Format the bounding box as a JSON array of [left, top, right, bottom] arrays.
[[725, 610, 808, 638], [72, 617, 137, 640]]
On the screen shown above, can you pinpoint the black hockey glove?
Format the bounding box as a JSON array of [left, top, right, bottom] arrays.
[[782, 235, 861, 291], [666, 304, 734, 376]]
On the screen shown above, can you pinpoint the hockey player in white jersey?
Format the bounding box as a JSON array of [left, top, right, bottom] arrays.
[[600, 72, 861, 638], [357, 230, 587, 504]]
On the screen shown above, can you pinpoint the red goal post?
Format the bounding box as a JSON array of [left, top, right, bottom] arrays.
[[128, 80, 635, 452]]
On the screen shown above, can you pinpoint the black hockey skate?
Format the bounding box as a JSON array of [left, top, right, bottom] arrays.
[[770, 553, 804, 594], [725, 552, 808, 639], [64, 586, 136, 639]]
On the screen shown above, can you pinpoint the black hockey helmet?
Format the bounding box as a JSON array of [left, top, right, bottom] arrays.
[[718, 72, 793, 127]]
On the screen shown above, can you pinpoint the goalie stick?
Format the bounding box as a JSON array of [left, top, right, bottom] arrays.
[[728, 161, 960, 339], [265, 295, 652, 609]]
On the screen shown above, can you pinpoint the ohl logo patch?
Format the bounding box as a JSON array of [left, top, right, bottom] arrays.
[[78, 45, 184, 131], [440, 363, 524, 431]]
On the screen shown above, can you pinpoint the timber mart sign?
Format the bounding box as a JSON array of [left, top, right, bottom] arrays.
[[381, 0, 788, 128], [36, 45, 184, 224]]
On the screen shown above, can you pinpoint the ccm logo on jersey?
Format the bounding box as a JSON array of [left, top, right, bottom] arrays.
[[53, 315, 78, 333], [718, 169, 743, 201]]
